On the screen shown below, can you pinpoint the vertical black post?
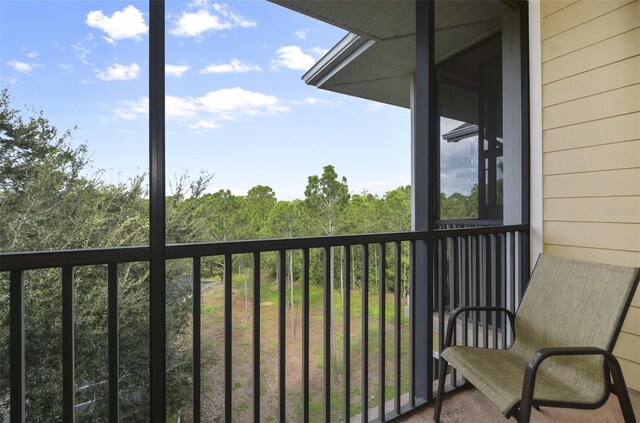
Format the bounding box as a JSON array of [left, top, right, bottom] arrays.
[[361, 244, 370, 423], [224, 254, 232, 422], [108, 263, 119, 423], [301, 248, 310, 422], [343, 245, 351, 423], [192, 258, 201, 423], [149, 0, 166, 421], [378, 243, 386, 421], [62, 266, 75, 423], [253, 252, 261, 423], [278, 250, 286, 423], [323, 246, 331, 422], [10, 270, 25, 423], [414, 0, 437, 404], [408, 241, 416, 407], [394, 242, 401, 415]]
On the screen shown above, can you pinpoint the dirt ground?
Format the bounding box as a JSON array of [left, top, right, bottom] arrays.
[[198, 280, 409, 422]]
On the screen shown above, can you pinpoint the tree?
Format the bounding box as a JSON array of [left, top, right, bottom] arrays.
[[0, 89, 195, 421], [263, 200, 304, 338], [304, 165, 350, 383]]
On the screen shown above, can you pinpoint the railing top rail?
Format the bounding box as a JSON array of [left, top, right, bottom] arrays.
[[0, 224, 528, 271]]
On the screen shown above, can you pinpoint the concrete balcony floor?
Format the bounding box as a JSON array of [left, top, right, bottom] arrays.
[[402, 387, 640, 422]]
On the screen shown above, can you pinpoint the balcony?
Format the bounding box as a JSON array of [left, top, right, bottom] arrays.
[[2, 224, 530, 421]]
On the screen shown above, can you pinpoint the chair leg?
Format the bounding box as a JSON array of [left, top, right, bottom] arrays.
[[434, 358, 448, 423], [607, 356, 637, 423], [517, 405, 532, 423]]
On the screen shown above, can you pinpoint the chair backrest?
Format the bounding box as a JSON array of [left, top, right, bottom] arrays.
[[511, 254, 639, 401]]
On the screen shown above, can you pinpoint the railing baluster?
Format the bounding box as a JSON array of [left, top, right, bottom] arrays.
[[461, 237, 468, 348], [324, 246, 331, 423], [450, 238, 458, 386], [500, 233, 507, 348], [379, 242, 386, 421], [437, 239, 444, 363], [394, 241, 401, 415], [224, 254, 232, 422], [491, 235, 498, 350], [408, 240, 416, 408], [482, 235, 489, 349], [301, 248, 310, 422], [10, 269, 25, 423], [278, 250, 286, 423], [253, 252, 261, 422], [108, 263, 119, 423], [361, 244, 370, 422], [62, 266, 75, 423], [192, 258, 201, 423], [473, 236, 479, 348], [343, 245, 351, 423]]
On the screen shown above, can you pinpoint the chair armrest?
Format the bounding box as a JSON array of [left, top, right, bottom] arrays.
[[443, 306, 516, 349], [521, 347, 614, 412]]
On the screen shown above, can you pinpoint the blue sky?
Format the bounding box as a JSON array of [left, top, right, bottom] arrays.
[[1, 0, 412, 200]]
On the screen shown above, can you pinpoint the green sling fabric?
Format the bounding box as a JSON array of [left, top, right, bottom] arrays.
[[441, 254, 639, 414]]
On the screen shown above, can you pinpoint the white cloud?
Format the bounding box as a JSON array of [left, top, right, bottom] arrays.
[[366, 102, 384, 111], [113, 87, 289, 129], [71, 43, 92, 65], [97, 63, 141, 81], [212, 3, 256, 28], [170, 2, 255, 37], [191, 119, 220, 131], [166, 95, 199, 119], [270, 46, 317, 71], [199, 59, 261, 74], [114, 97, 148, 120], [25, 51, 39, 59], [6, 60, 33, 73], [58, 64, 72, 70], [86, 5, 148, 42], [294, 29, 308, 40], [291, 96, 329, 105], [166, 64, 191, 77], [198, 87, 290, 116]]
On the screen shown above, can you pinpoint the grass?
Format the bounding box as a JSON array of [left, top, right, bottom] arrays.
[[197, 269, 412, 422]]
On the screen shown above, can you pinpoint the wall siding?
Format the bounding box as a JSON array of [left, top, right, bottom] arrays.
[[541, 0, 640, 391]]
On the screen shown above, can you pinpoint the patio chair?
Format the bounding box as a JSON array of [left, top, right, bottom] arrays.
[[434, 254, 640, 423]]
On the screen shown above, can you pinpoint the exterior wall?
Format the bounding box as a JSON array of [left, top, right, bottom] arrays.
[[539, 0, 640, 391]]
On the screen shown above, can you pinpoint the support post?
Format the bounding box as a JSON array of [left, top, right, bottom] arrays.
[[149, 0, 166, 420], [412, 0, 437, 404]]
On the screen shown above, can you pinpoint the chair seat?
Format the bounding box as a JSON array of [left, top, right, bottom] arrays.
[[442, 346, 607, 415]]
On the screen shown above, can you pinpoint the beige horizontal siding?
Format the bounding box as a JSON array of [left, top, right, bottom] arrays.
[[544, 112, 640, 152], [544, 168, 640, 198], [614, 332, 640, 363], [543, 140, 640, 175], [542, 1, 640, 62], [543, 221, 640, 251], [542, 0, 634, 41], [542, 83, 640, 130], [543, 244, 640, 272], [541, 0, 640, 390], [541, 0, 579, 18], [542, 55, 640, 107], [623, 307, 640, 335], [544, 197, 640, 223], [543, 28, 640, 84], [619, 358, 640, 390]]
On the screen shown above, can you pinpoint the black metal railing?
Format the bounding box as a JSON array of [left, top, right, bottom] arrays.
[[1, 224, 528, 422]]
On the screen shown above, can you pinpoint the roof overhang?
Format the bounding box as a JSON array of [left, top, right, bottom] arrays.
[[269, 1, 516, 108]]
